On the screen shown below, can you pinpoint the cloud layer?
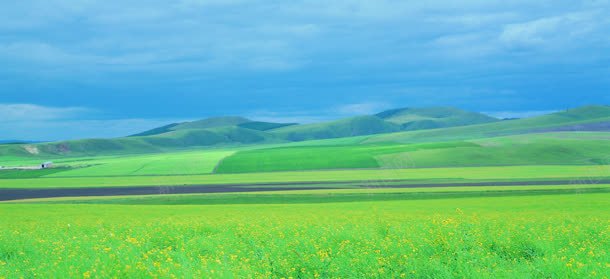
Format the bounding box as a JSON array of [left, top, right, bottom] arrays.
[[1, 1, 609, 140]]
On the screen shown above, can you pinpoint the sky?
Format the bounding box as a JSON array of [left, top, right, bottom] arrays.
[[1, 0, 610, 140]]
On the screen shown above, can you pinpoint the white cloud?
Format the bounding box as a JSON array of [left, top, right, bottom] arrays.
[[0, 103, 92, 122], [0, 42, 93, 64], [0, 103, 187, 140], [245, 102, 391, 125], [499, 12, 605, 49], [336, 102, 390, 115], [428, 12, 517, 27], [484, 110, 557, 119], [246, 109, 333, 124], [431, 33, 497, 58], [0, 118, 184, 141], [500, 17, 565, 47]]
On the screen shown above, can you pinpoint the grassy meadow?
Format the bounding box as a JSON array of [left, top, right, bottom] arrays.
[[1, 165, 610, 189], [1, 190, 608, 278], [2, 112, 610, 278]]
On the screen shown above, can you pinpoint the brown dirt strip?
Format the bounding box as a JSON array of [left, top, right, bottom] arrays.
[[2, 179, 610, 201]]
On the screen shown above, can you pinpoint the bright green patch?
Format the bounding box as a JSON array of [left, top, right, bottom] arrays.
[[377, 135, 610, 168], [0, 168, 71, 179], [21, 186, 610, 205], [1, 165, 609, 189], [215, 142, 476, 173], [0, 193, 608, 278], [43, 150, 234, 177]]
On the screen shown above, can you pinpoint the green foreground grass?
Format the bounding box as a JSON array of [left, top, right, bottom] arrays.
[[1, 192, 608, 278], [13, 184, 610, 205], [2, 165, 610, 189]]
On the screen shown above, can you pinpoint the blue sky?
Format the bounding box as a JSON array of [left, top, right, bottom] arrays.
[[1, 0, 609, 140]]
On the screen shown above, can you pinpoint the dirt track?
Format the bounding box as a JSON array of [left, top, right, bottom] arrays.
[[2, 179, 609, 201]]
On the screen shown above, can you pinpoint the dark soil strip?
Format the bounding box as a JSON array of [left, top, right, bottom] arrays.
[[0, 185, 333, 201], [2, 179, 610, 201], [40, 187, 610, 205]]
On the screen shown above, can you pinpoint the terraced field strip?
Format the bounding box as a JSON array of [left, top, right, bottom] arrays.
[[9, 184, 610, 205], [1, 165, 609, 189]]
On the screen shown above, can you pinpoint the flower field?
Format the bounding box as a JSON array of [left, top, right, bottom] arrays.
[[1, 192, 608, 278]]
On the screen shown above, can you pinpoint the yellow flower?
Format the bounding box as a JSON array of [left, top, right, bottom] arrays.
[[83, 271, 91, 278], [126, 237, 139, 245]]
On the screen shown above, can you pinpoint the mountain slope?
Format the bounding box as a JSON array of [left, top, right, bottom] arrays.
[[366, 105, 610, 144], [3, 105, 609, 158], [270, 115, 401, 141], [129, 117, 251, 137], [237, 121, 297, 131], [375, 107, 498, 130], [171, 117, 250, 130], [128, 123, 180, 137]]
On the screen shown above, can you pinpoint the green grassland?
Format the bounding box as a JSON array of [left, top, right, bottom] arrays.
[[375, 106, 498, 130], [1, 191, 608, 278], [0, 149, 235, 178], [215, 142, 477, 173], [2, 132, 610, 190], [2, 107, 610, 278], [365, 106, 610, 144], [45, 150, 234, 177], [4, 105, 608, 158], [13, 183, 610, 205], [215, 132, 610, 173], [269, 115, 402, 141], [1, 165, 609, 189]]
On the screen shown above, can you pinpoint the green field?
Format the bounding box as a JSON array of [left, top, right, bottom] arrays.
[[216, 133, 610, 173], [3, 132, 609, 179], [15, 184, 610, 205], [2, 107, 610, 278], [215, 142, 477, 173], [2, 165, 609, 189], [3, 106, 609, 158], [46, 150, 234, 177], [1, 190, 608, 278]]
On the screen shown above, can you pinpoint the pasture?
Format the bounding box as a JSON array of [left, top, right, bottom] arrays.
[[1, 190, 608, 278], [2, 131, 610, 278], [217, 133, 610, 173], [1, 165, 609, 189]]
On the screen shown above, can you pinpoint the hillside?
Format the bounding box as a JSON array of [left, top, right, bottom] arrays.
[[366, 105, 610, 144], [2, 105, 609, 158], [375, 107, 498, 130], [215, 132, 610, 173], [11, 126, 284, 157], [269, 115, 401, 141], [129, 117, 251, 137]]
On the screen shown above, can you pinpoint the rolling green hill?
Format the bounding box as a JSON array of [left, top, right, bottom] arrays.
[[375, 107, 498, 130], [171, 116, 250, 130], [366, 105, 610, 144], [215, 132, 610, 173], [237, 121, 297, 131], [129, 117, 251, 137], [269, 115, 401, 141], [19, 126, 283, 157], [2, 105, 609, 158]]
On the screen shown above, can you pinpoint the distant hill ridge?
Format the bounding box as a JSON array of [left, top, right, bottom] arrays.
[[375, 107, 498, 130], [2, 105, 610, 157]]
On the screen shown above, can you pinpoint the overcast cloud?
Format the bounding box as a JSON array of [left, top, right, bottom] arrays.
[[1, 1, 609, 140]]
